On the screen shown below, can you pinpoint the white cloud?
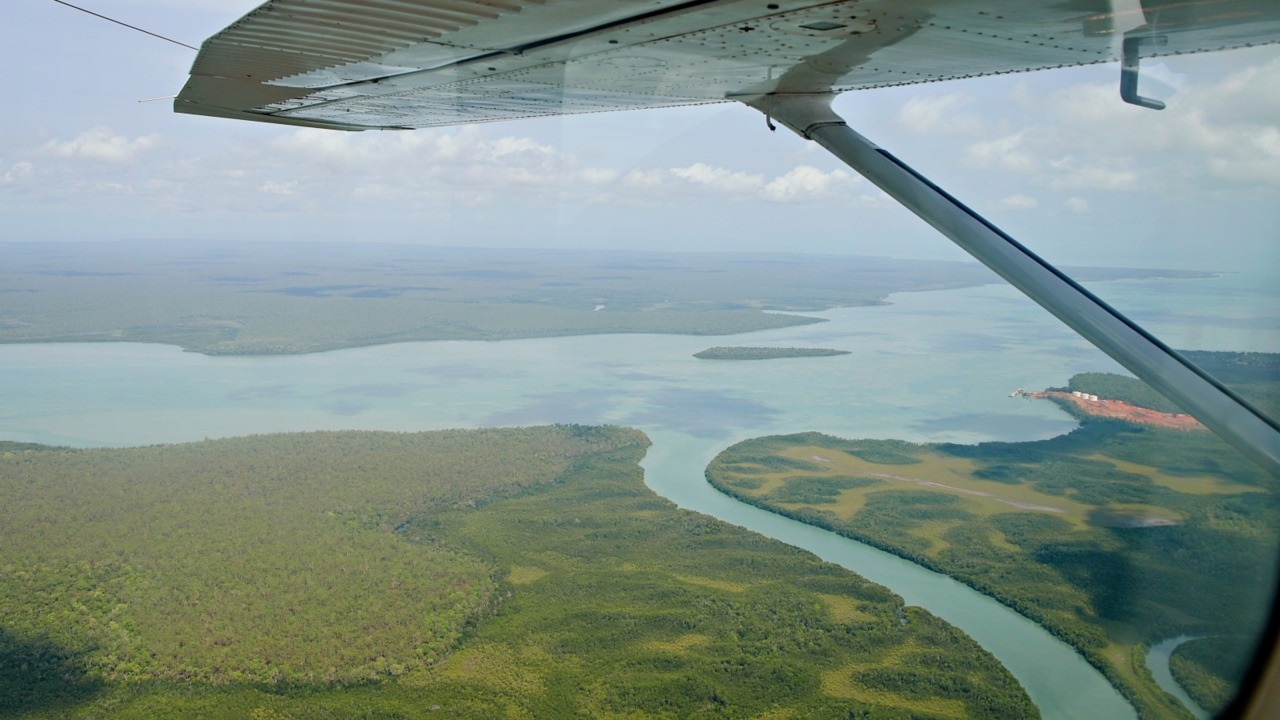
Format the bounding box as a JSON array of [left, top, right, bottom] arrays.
[[2, 160, 33, 184], [270, 129, 360, 161], [352, 182, 393, 199], [761, 166, 858, 202], [1193, 54, 1280, 128], [1003, 62, 1280, 190], [93, 181, 134, 194], [6, 46, 1272, 247], [997, 194, 1038, 210], [603, 164, 861, 203], [260, 180, 296, 196], [576, 167, 618, 185], [489, 136, 553, 159], [965, 133, 1038, 173], [272, 128, 442, 165], [1046, 82, 1134, 128], [899, 94, 983, 135], [1182, 57, 1280, 184], [1207, 155, 1280, 185], [671, 163, 764, 193], [427, 129, 479, 162], [42, 127, 158, 163], [855, 190, 898, 209], [621, 168, 666, 189], [1140, 62, 1188, 94], [1048, 164, 1137, 192], [256, 126, 579, 200], [451, 190, 495, 207]]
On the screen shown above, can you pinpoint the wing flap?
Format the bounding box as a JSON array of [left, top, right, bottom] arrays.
[[177, 0, 1280, 130]]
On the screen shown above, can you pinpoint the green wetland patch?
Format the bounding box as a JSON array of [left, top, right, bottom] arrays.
[[707, 370, 1280, 720], [0, 426, 1036, 719]]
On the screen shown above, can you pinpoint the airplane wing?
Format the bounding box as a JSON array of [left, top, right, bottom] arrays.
[[175, 0, 1280, 130]]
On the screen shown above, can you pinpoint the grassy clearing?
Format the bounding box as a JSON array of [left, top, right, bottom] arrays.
[[507, 566, 548, 585], [775, 446, 1095, 527], [820, 639, 968, 718], [641, 633, 712, 653], [821, 671, 968, 719], [1093, 455, 1264, 495], [672, 573, 751, 593], [818, 593, 877, 624]]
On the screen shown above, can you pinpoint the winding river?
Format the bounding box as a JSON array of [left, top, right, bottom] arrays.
[[6, 276, 1269, 718], [1146, 637, 1210, 720], [640, 430, 1133, 718]]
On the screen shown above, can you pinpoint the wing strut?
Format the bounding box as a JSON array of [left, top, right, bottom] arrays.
[[742, 92, 1280, 478]]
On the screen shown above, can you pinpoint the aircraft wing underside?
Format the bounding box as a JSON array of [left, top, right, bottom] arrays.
[[175, 0, 1280, 130]]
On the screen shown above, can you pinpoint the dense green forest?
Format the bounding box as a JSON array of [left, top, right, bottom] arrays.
[[706, 369, 1280, 720], [1181, 350, 1280, 420], [0, 426, 1036, 718], [1064, 353, 1280, 421], [693, 346, 851, 360], [0, 241, 1205, 355], [1168, 636, 1255, 716]]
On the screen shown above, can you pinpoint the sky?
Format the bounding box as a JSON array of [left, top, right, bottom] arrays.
[[3, 1, 1278, 271]]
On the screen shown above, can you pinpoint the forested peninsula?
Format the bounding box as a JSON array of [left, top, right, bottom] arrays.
[[0, 426, 1036, 719], [694, 346, 851, 360], [706, 367, 1280, 720]]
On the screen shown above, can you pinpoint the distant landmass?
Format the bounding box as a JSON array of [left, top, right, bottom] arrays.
[[694, 346, 851, 360], [0, 240, 1213, 355]]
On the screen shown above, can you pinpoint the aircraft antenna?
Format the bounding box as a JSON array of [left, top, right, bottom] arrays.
[[50, 0, 198, 51]]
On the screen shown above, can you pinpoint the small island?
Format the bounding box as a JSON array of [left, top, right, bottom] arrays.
[[694, 346, 851, 360]]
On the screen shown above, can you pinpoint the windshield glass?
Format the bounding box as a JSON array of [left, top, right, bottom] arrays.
[[2, 3, 1277, 719]]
